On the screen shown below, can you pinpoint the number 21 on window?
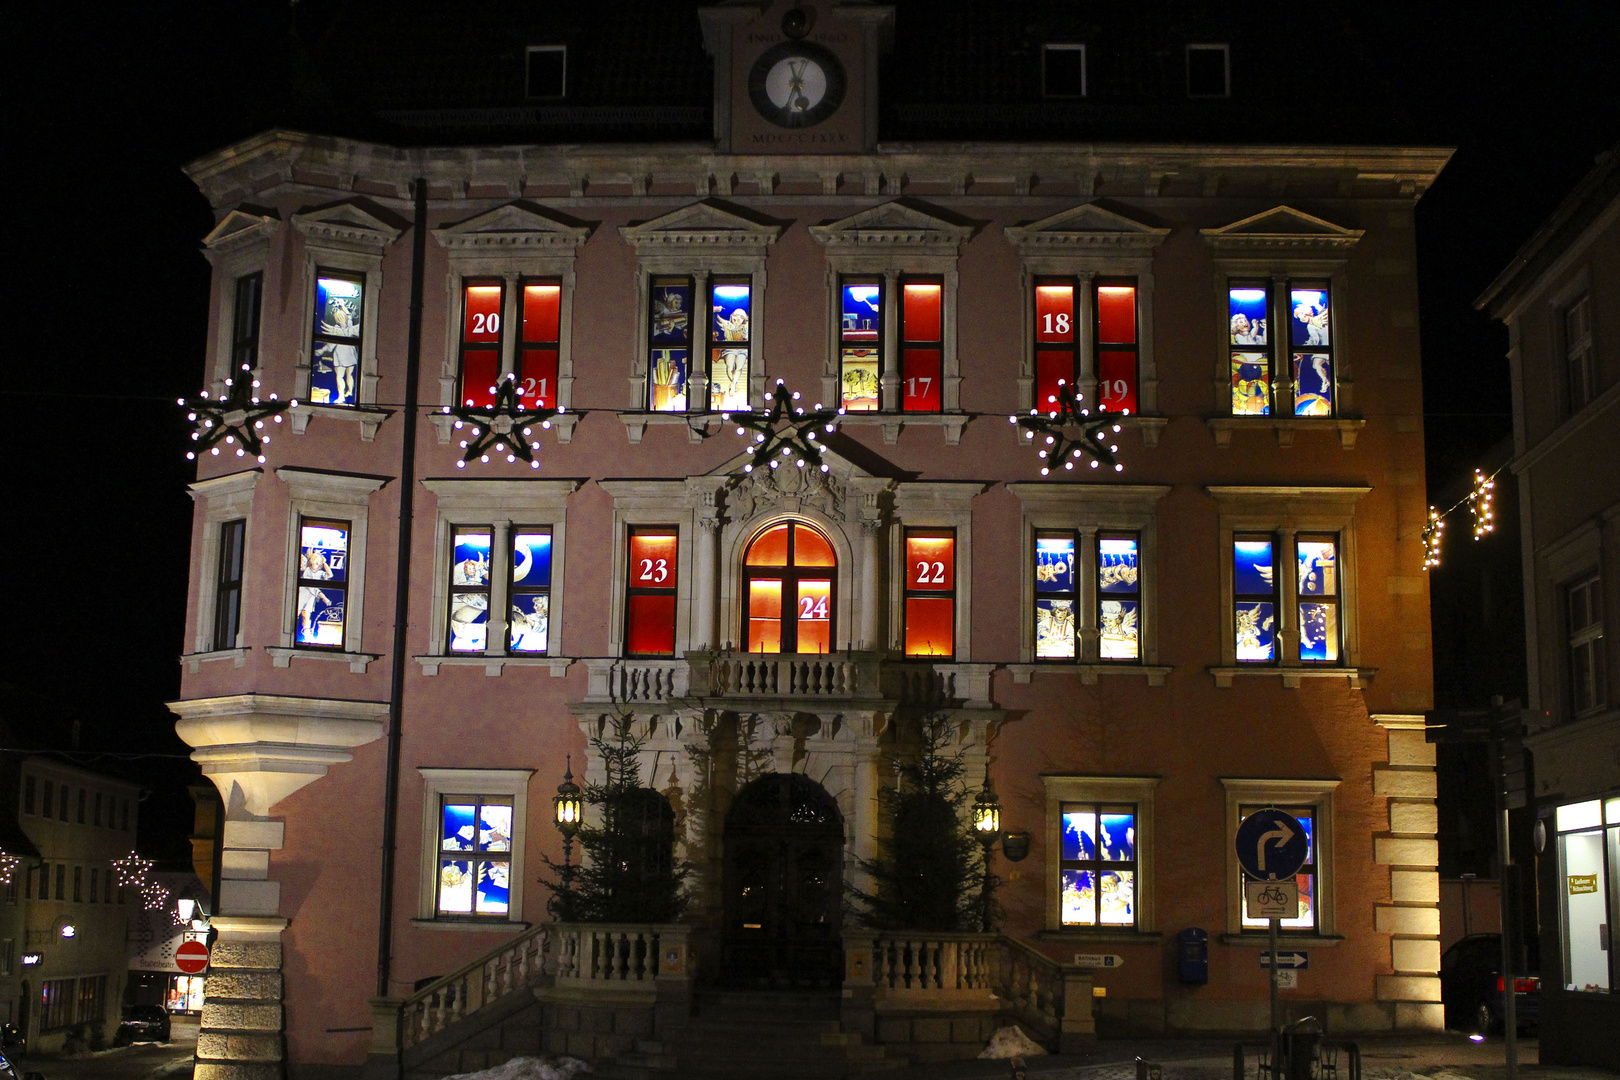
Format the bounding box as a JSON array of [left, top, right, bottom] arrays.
[[522, 377, 548, 402]]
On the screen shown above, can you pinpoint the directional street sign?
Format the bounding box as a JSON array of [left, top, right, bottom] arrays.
[[1259, 951, 1309, 970], [1235, 808, 1309, 881], [1244, 880, 1300, 920], [1073, 953, 1124, 969]]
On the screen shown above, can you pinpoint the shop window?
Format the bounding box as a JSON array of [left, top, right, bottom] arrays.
[[626, 528, 679, 656], [903, 529, 955, 658], [1059, 804, 1138, 928], [1233, 535, 1278, 662], [295, 517, 350, 649], [1229, 280, 1335, 417], [309, 271, 365, 406], [1553, 798, 1618, 992], [744, 522, 836, 654], [435, 795, 514, 918], [1567, 573, 1606, 715]]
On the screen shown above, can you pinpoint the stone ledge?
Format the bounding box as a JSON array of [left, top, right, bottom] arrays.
[[195, 1064, 282, 1080], [1390, 870, 1440, 903], [1388, 801, 1439, 833], [205, 971, 284, 1000], [201, 1002, 283, 1032]]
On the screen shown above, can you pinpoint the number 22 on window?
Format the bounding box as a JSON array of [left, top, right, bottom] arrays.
[[915, 560, 946, 584]]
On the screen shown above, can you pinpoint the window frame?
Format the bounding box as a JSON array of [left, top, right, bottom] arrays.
[[1186, 43, 1231, 98], [445, 525, 494, 655], [1225, 278, 1340, 418], [290, 201, 400, 420], [1232, 532, 1280, 665], [742, 522, 839, 655], [1042, 43, 1087, 98], [275, 467, 386, 663], [416, 767, 533, 926], [642, 275, 756, 415], [524, 45, 567, 99], [891, 483, 977, 660], [1041, 775, 1159, 935], [1296, 532, 1343, 664], [187, 469, 260, 665], [230, 272, 264, 374], [307, 267, 369, 409], [212, 518, 247, 652], [202, 210, 279, 395], [1237, 803, 1320, 932], [1562, 293, 1595, 415], [1222, 778, 1339, 939], [902, 527, 956, 659], [293, 515, 353, 652], [1566, 572, 1606, 716], [626, 525, 681, 658], [1056, 800, 1140, 930], [1551, 796, 1619, 993]]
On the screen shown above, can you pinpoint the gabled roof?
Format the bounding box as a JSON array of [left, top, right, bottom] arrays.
[[202, 208, 281, 255]]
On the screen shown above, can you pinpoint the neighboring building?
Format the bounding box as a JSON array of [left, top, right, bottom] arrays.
[[170, 4, 1453, 1077], [7, 758, 142, 1052], [126, 871, 212, 1015], [1477, 145, 1620, 1068]]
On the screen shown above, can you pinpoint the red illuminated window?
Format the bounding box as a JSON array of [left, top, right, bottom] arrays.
[[839, 277, 944, 413], [626, 528, 678, 656], [901, 279, 943, 412], [1033, 278, 1138, 414], [1094, 280, 1138, 414], [744, 522, 836, 654], [904, 529, 955, 658], [458, 278, 561, 410], [1034, 279, 1077, 412]]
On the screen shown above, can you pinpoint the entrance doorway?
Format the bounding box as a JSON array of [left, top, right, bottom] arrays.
[[722, 773, 844, 987]]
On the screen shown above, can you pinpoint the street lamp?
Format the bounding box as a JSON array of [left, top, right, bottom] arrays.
[[552, 756, 583, 908], [972, 768, 1002, 932]]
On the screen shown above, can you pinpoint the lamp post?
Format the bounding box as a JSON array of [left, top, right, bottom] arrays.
[[552, 756, 583, 915], [972, 768, 1002, 933]]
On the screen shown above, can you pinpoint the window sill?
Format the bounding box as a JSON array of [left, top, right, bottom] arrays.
[[1206, 417, 1365, 450], [1210, 665, 1375, 689], [432, 410, 577, 446], [1037, 929, 1164, 944], [1220, 933, 1344, 947], [836, 412, 970, 445], [1009, 663, 1171, 687], [181, 647, 251, 673], [266, 646, 380, 674], [410, 918, 532, 932], [415, 654, 574, 677], [291, 402, 391, 442]]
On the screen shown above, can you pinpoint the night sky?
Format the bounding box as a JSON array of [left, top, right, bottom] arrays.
[[5, 1, 1618, 860]]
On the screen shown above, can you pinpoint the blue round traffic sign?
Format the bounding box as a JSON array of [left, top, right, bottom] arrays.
[[1235, 809, 1309, 880]]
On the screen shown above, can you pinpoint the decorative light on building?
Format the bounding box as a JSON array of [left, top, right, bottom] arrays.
[[180, 361, 295, 463], [1422, 507, 1445, 570], [60, 924, 77, 939], [142, 880, 171, 912], [1008, 383, 1123, 475], [723, 381, 842, 478], [113, 851, 154, 888], [1469, 468, 1495, 539], [0, 852, 18, 886], [445, 373, 561, 469]]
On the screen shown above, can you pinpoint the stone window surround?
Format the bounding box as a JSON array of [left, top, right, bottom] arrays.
[[1206, 485, 1372, 687], [416, 478, 581, 675], [723, 505, 859, 657], [1538, 520, 1608, 722], [270, 467, 387, 671], [429, 202, 591, 446], [888, 483, 980, 661], [618, 202, 782, 442], [1201, 207, 1365, 449], [1039, 774, 1160, 937], [414, 766, 533, 928], [289, 203, 403, 439], [184, 469, 263, 671], [1006, 482, 1172, 681], [1545, 266, 1595, 419], [201, 210, 280, 394], [599, 481, 697, 657], [1220, 776, 1341, 942], [1003, 203, 1171, 430]]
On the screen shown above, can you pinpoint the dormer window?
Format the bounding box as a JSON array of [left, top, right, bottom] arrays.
[[526, 46, 567, 100], [1186, 44, 1230, 98], [1043, 44, 1087, 98]]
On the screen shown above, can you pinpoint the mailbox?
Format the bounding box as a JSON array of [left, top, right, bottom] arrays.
[[1178, 927, 1209, 984]]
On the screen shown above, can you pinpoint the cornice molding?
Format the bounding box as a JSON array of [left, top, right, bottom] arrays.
[[1200, 205, 1364, 252], [809, 198, 973, 253], [292, 199, 406, 253], [202, 209, 281, 259], [434, 201, 592, 252], [619, 199, 783, 252], [1003, 202, 1170, 254]]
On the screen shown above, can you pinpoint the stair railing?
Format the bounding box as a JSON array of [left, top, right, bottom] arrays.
[[870, 932, 997, 993], [394, 922, 552, 1051], [993, 936, 1095, 1052]]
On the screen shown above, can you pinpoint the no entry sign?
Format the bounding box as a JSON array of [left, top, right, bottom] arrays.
[[175, 939, 210, 974]]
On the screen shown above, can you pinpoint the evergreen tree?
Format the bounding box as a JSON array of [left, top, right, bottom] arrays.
[[849, 718, 992, 931], [542, 723, 688, 923]]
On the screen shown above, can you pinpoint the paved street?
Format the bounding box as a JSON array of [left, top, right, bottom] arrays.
[[9, 1018, 196, 1080]]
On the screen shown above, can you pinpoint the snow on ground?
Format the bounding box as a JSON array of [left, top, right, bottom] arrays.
[[981, 1025, 1049, 1059], [442, 1055, 591, 1080]]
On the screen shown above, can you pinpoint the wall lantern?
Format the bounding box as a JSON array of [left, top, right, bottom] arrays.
[[972, 774, 1002, 839], [553, 756, 582, 841]]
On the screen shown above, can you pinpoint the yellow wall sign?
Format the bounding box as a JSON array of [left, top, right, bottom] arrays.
[[1567, 874, 1598, 895]]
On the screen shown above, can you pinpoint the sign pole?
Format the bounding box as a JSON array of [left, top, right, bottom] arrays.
[[1269, 915, 1280, 1074]]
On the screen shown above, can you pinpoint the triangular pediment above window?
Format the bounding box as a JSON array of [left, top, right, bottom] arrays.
[[1200, 206, 1364, 251], [618, 200, 783, 252], [202, 208, 280, 256], [808, 199, 975, 253], [1002, 203, 1170, 253], [292, 199, 407, 253], [434, 202, 592, 252]]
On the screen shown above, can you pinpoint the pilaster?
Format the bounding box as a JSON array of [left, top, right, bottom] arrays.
[[1371, 714, 1443, 1029]]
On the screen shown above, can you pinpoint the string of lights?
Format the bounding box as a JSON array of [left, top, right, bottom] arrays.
[[1422, 463, 1506, 571]]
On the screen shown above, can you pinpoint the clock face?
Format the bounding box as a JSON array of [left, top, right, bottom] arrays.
[[747, 40, 846, 129]]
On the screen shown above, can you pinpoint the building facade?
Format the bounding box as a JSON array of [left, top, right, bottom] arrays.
[[171, 4, 1452, 1076], [1477, 146, 1620, 1068]]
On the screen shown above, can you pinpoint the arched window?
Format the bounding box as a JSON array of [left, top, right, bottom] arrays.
[[743, 522, 836, 653]]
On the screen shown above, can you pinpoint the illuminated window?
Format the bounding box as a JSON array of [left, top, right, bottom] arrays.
[[1034, 532, 1078, 660], [1564, 295, 1595, 413], [1296, 535, 1340, 663], [458, 279, 561, 410], [648, 277, 751, 412], [1238, 805, 1318, 931], [508, 530, 553, 654], [1059, 804, 1137, 928], [231, 274, 263, 371], [744, 522, 836, 654], [839, 277, 943, 412], [1553, 798, 1619, 992], [1035, 530, 1141, 662], [294, 517, 350, 649], [1228, 280, 1335, 417], [1034, 278, 1138, 415], [904, 529, 955, 658], [435, 795, 514, 918], [1233, 535, 1277, 663], [309, 270, 365, 406], [446, 527, 492, 654], [1097, 533, 1140, 661], [1042, 43, 1086, 98], [626, 528, 679, 656], [1567, 573, 1605, 715], [212, 519, 246, 652]]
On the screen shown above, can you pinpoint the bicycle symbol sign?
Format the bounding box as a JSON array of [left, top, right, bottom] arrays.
[[1234, 808, 1309, 880], [1244, 879, 1301, 920]]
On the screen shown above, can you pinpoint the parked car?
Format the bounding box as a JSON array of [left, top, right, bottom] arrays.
[[1441, 933, 1540, 1034], [0, 1050, 18, 1080], [115, 1005, 171, 1044]]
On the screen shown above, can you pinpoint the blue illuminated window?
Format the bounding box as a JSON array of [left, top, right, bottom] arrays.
[[1233, 535, 1277, 663], [436, 796, 513, 917], [509, 530, 552, 654], [1229, 280, 1335, 418], [1059, 804, 1137, 927], [309, 271, 364, 407], [295, 518, 350, 649], [1296, 535, 1340, 663]]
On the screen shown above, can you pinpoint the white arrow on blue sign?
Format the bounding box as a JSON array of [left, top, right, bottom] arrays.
[[1259, 951, 1309, 969], [1235, 808, 1309, 881]]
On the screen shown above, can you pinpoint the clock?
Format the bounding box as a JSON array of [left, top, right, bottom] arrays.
[[747, 40, 846, 129]]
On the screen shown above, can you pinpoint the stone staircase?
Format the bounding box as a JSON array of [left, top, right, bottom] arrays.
[[595, 990, 908, 1080]]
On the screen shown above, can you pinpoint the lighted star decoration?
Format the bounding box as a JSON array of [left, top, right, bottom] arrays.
[[179, 361, 295, 463], [0, 852, 18, 887], [723, 380, 842, 479], [443, 372, 563, 470], [113, 851, 153, 889], [1469, 468, 1495, 539], [1008, 382, 1124, 475], [142, 880, 171, 913], [1422, 507, 1445, 570]]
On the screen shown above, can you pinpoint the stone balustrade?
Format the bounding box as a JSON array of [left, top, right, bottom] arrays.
[[393, 922, 550, 1051]]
